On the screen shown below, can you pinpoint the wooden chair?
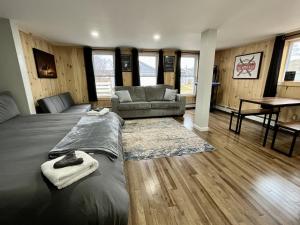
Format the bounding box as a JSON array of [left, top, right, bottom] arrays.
[[271, 121, 300, 157], [229, 108, 279, 134]]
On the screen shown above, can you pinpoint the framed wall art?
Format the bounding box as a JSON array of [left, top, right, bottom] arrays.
[[33, 48, 57, 78], [233, 52, 263, 79], [121, 54, 132, 72], [164, 56, 175, 72]]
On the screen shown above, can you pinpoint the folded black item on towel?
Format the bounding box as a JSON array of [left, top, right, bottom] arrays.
[[53, 151, 83, 169], [49, 112, 123, 160]]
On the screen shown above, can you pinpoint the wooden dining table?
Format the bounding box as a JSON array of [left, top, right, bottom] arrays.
[[237, 97, 300, 146]]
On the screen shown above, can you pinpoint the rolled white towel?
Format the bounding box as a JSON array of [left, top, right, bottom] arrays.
[[87, 110, 101, 116], [41, 151, 99, 189], [99, 108, 110, 115]]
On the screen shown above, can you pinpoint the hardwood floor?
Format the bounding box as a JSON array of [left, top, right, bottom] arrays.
[[125, 110, 300, 225]]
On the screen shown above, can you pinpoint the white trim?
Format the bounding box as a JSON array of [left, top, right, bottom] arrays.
[[214, 105, 231, 113], [282, 39, 300, 82], [180, 54, 199, 96], [10, 20, 36, 114], [193, 124, 209, 132]]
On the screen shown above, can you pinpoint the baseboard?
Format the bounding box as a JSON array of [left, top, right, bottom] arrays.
[[215, 105, 276, 126], [185, 103, 196, 109], [193, 124, 209, 132]]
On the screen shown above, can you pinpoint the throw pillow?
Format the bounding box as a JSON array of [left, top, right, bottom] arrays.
[[115, 90, 133, 103], [163, 88, 178, 101], [0, 92, 20, 123]]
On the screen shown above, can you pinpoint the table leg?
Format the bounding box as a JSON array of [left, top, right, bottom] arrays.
[[275, 107, 280, 125], [236, 99, 243, 133], [263, 113, 272, 146], [288, 133, 298, 157]]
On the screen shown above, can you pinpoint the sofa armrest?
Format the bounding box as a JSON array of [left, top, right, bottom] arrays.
[[111, 94, 120, 114], [176, 94, 186, 115]]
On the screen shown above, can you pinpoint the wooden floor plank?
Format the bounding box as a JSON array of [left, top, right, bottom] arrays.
[[125, 110, 300, 225]]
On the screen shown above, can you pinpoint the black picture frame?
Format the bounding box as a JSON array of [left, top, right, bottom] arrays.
[[284, 71, 296, 81], [164, 56, 175, 72], [121, 54, 132, 72], [232, 52, 263, 79], [33, 48, 57, 79]]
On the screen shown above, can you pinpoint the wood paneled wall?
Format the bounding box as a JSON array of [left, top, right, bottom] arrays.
[[214, 38, 275, 110], [163, 50, 176, 87], [20, 31, 195, 108], [121, 48, 132, 86], [214, 37, 300, 122], [19, 31, 88, 105]]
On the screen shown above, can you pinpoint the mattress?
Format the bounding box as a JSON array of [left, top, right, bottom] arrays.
[[0, 113, 128, 225]]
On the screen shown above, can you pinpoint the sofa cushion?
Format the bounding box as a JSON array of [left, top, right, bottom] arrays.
[[38, 97, 58, 113], [63, 104, 91, 113], [38, 96, 66, 113], [151, 101, 181, 109], [0, 92, 20, 123], [163, 88, 178, 101], [129, 87, 146, 102], [115, 90, 132, 103], [69, 104, 92, 110], [59, 92, 75, 108], [145, 85, 172, 101], [115, 86, 146, 102], [118, 102, 151, 111]]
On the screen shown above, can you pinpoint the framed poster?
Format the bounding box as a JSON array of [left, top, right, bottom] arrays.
[[33, 48, 57, 78], [284, 71, 296, 81], [233, 52, 263, 79], [164, 56, 175, 72], [121, 54, 132, 72]]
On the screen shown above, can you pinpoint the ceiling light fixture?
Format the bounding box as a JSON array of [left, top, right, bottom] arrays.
[[91, 31, 99, 38], [153, 34, 161, 41]]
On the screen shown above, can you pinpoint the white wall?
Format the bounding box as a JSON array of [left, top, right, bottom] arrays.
[[0, 18, 35, 114]]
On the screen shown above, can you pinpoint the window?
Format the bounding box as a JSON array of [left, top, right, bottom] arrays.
[[139, 52, 158, 86], [92, 51, 115, 98], [180, 54, 198, 95], [284, 40, 300, 82]]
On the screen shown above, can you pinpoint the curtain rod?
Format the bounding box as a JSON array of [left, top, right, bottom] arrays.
[[284, 31, 300, 39], [92, 47, 199, 54]]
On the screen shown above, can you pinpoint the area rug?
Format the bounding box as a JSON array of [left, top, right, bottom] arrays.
[[122, 117, 215, 160]]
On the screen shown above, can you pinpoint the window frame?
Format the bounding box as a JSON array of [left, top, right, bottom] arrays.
[[92, 50, 116, 99], [279, 38, 300, 86], [180, 53, 199, 96], [138, 51, 159, 86]]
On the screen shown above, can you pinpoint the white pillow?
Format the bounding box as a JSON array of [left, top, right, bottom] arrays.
[[115, 90, 133, 103], [163, 88, 178, 101]]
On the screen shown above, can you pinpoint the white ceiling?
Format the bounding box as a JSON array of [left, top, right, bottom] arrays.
[[1, 0, 300, 50]]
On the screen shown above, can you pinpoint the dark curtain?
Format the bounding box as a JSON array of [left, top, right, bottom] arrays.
[[115, 47, 123, 86], [263, 35, 285, 97], [83, 47, 97, 101], [131, 48, 140, 86], [157, 49, 164, 84], [175, 50, 181, 92]]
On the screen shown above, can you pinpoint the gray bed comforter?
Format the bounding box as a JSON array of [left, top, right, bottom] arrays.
[[0, 113, 129, 225], [49, 114, 124, 159]]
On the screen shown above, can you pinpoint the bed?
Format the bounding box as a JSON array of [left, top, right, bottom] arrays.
[[0, 93, 129, 225]]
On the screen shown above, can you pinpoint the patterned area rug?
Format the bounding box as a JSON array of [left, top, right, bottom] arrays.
[[122, 117, 215, 160]]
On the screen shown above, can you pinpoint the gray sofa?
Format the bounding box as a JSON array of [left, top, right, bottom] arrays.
[[37, 92, 91, 113], [112, 85, 186, 119]]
